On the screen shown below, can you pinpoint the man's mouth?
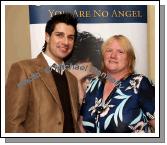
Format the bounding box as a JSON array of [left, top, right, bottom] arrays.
[[57, 45, 69, 52], [61, 47, 68, 52]]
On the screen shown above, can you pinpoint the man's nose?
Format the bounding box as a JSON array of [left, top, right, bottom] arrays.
[[63, 36, 69, 45]]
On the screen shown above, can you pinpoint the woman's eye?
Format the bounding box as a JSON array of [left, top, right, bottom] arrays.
[[106, 49, 112, 52], [118, 50, 125, 54]]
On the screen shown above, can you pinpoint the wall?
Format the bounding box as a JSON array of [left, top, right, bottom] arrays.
[[5, 5, 31, 80], [147, 6, 155, 82]]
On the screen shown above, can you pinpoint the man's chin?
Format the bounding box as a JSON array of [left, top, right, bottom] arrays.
[[61, 52, 72, 59]]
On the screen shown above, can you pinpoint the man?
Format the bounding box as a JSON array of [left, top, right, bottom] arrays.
[[5, 13, 80, 133], [66, 31, 103, 105]]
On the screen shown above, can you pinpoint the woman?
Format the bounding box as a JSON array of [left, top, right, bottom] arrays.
[[79, 35, 155, 133]]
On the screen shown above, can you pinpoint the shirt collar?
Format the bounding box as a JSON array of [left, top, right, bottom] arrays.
[[42, 52, 65, 75]]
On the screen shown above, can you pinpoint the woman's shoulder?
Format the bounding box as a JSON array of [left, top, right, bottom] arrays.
[[123, 73, 154, 95], [130, 73, 144, 78], [130, 73, 154, 88], [130, 73, 151, 80]]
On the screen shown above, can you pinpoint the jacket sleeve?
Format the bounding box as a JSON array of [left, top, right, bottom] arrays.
[[5, 62, 30, 132]]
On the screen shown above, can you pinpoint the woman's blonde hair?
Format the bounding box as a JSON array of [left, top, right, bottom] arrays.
[[101, 35, 136, 73]]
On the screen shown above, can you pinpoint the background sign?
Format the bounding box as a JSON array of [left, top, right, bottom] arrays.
[[29, 5, 148, 76]]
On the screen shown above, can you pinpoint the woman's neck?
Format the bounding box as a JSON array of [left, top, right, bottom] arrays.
[[107, 70, 131, 82]]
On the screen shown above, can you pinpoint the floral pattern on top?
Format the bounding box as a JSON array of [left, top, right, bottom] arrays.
[[80, 74, 155, 133]]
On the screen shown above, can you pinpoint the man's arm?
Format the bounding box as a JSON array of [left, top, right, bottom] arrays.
[[5, 62, 30, 133]]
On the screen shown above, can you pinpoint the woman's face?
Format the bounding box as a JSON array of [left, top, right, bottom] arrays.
[[103, 39, 129, 75]]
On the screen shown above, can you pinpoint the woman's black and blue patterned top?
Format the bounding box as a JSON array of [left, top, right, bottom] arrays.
[[80, 74, 155, 133]]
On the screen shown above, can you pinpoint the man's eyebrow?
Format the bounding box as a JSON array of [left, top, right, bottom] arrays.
[[68, 34, 75, 37], [54, 32, 63, 34], [54, 32, 75, 36]]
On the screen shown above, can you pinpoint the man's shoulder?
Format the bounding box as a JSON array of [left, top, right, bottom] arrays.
[[12, 57, 37, 68], [12, 53, 44, 68]]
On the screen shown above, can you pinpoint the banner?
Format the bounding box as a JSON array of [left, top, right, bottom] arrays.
[[29, 5, 148, 76]]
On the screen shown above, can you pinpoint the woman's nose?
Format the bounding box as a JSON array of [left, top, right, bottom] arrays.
[[110, 51, 117, 58]]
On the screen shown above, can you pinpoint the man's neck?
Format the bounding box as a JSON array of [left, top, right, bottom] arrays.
[[44, 51, 63, 65]]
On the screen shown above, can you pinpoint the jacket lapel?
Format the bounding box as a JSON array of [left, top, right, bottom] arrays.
[[34, 53, 62, 110]]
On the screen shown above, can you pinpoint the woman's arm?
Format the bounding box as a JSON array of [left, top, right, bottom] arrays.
[[78, 116, 86, 133], [148, 119, 155, 129]]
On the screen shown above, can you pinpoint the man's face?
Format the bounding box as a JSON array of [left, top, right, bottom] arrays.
[[69, 62, 96, 104], [45, 23, 75, 64]]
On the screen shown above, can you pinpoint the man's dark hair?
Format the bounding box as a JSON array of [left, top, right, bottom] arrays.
[[66, 31, 103, 69], [42, 13, 78, 52]]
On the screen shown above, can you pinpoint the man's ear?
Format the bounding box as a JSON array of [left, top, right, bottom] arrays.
[[45, 32, 50, 43]]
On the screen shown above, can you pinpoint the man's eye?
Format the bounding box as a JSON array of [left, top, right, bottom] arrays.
[[68, 36, 74, 41], [81, 75, 95, 84], [56, 33, 64, 37], [86, 76, 94, 81]]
